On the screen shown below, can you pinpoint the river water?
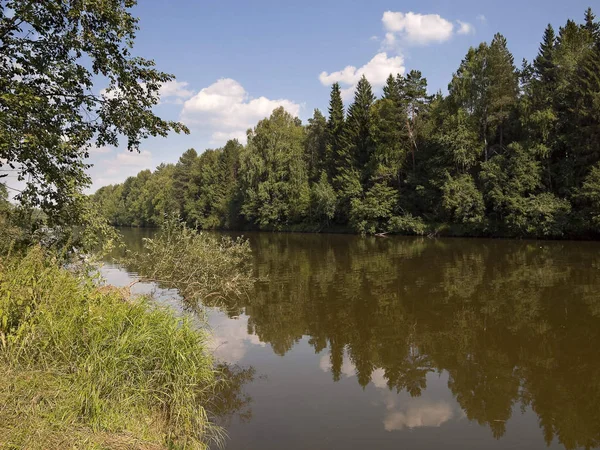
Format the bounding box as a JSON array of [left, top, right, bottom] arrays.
[[101, 228, 600, 450]]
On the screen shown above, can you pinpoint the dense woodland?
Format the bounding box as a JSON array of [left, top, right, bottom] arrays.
[[93, 10, 600, 238]]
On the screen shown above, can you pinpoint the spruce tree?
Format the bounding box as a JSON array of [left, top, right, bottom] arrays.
[[326, 83, 347, 177], [584, 7, 600, 43], [173, 148, 199, 222], [382, 74, 401, 104], [370, 73, 409, 187], [346, 75, 375, 172], [534, 24, 557, 87]]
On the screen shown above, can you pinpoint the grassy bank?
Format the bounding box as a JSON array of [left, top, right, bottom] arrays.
[[0, 247, 223, 449]]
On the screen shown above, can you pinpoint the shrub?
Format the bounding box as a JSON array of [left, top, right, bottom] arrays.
[[123, 217, 253, 306]]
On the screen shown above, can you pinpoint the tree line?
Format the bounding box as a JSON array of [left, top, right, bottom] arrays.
[[93, 9, 600, 237]]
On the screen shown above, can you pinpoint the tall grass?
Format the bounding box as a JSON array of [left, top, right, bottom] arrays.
[[0, 246, 225, 449]]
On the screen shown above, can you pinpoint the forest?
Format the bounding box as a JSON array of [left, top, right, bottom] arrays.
[[93, 9, 600, 238]]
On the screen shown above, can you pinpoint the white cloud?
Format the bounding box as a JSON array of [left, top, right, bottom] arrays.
[[477, 14, 487, 23], [319, 52, 405, 99], [89, 150, 154, 190], [114, 150, 153, 167], [89, 145, 113, 155], [457, 20, 475, 35], [382, 11, 454, 45], [181, 78, 301, 145], [158, 80, 194, 104]]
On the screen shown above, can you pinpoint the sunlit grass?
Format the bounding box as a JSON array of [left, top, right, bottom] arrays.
[[0, 246, 225, 449]]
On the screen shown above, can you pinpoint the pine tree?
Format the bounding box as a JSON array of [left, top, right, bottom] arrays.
[[583, 8, 600, 43], [370, 73, 409, 187], [346, 75, 375, 172], [534, 24, 557, 87], [326, 83, 347, 178]]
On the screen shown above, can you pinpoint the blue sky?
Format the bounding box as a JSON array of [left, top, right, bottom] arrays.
[[84, 0, 595, 190]]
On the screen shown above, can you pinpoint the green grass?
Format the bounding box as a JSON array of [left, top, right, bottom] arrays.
[[0, 246, 224, 449]]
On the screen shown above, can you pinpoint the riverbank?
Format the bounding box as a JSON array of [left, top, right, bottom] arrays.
[[109, 221, 600, 242], [0, 247, 222, 450]]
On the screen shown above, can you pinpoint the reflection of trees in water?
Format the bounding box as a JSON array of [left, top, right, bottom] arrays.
[[240, 234, 600, 449], [211, 364, 255, 427]]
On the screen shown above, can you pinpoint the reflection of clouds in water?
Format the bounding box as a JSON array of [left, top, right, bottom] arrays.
[[370, 368, 388, 389], [319, 348, 454, 432], [383, 396, 454, 431], [209, 311, 265, 364], [319, 351, 356, 378], [319, 352, 388, 388]]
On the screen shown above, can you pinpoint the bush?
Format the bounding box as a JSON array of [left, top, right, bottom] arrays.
[[441, 173, 485, 226], [349, 183, 398, 234], [123, 217, 253, 306], [505, 193, 571, 237], [388, 214, 428, 235], [579, 163, 600, 231]]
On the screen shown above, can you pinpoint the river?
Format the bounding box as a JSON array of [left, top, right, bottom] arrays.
[[101, 228, 600, 450]]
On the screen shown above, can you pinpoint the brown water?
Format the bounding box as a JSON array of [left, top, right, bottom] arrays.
[[104, 229, 600, 450]]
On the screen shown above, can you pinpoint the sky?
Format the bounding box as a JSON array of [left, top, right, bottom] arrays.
[[72, 0, 597, 191]]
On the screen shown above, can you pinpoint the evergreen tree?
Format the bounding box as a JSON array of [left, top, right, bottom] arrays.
[[326, 83, 346, 178], [346, 75, 376, 173], [383, 74, 401, 105], [369, 76, 409, 187], [173, 148, 198, 222], [583, 7, 600, 42], [534, 25, 557, 88]]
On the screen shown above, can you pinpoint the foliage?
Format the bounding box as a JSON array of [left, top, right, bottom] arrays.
[[387, 213, 427, 235], [124, 217, 253, 306], [310, 171, 337, 226], [350, 182, 398, 234], [578, 163, 600, 230], [0, 247, 223, 449], [239, 108, 310, 229], [441, 173, 485, 226], [0, 0, 188, 219]]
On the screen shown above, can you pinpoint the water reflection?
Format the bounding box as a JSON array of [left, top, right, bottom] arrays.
[[114, 229, 600, 450], [211, 312, 266, 364]]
